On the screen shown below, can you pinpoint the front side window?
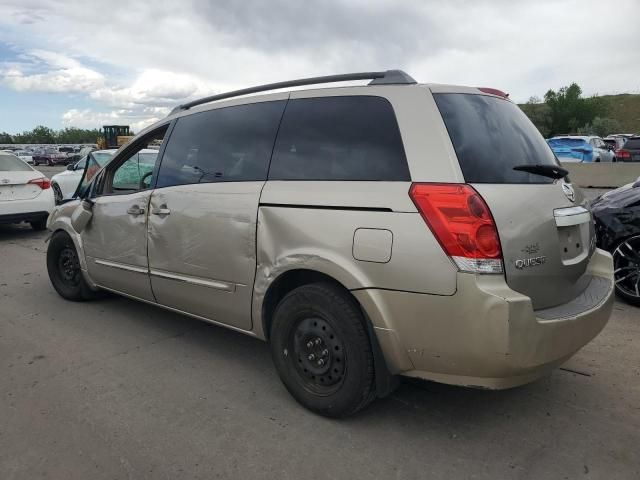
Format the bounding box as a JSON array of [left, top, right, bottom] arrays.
[[155, 100, 286, 188], [268, 96, 409, 181], [77, 126, 167, 198]]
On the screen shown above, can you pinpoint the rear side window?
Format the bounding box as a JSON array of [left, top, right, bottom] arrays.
[[434, 93, 559, 184], [625, 138, 640, 149], [268, 96, 409, 181], [156, 100, 286, 188]]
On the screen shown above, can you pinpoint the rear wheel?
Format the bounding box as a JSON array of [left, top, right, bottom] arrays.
[[270, 283, 376, 417], [47, 231, 99, 301], [613, 235, 640, 306]]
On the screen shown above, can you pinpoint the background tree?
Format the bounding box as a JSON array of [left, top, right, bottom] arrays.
[[578, 117, 622, 137], [543, 83, 608, 136], [0, 132, 13, 144], [520, 97, 552, 137]]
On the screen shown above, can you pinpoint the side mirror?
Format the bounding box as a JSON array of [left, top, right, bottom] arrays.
[[70, 199, 94, 233], [67, 164, 75, 171]]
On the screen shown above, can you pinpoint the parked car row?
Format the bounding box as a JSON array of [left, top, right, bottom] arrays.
[[547, 134, 639, 163], [0, 144, 98, 166]]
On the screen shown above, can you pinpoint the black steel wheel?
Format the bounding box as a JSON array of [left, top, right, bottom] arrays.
[[47, 231, 99, 301], [291, 316, 346, 395], [613, 235, 640, 306], [270, 282, 376, 417]]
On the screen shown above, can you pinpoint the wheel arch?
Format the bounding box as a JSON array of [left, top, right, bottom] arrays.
[[257, 267, 397, 398]]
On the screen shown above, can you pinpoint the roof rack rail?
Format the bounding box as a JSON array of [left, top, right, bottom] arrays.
[[169, 69, 416, 115]]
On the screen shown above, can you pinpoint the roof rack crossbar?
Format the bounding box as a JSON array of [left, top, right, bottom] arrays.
[[169, 69, 416, 115]]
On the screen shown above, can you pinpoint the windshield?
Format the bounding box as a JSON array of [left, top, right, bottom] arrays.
[[0, 154, 32, 172], [434, 93, 558, 184]]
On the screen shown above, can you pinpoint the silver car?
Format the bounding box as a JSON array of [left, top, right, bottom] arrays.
[[46, 70, 614, 417]]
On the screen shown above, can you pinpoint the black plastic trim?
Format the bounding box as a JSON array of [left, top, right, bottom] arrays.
[[259, 203, 392, 212]]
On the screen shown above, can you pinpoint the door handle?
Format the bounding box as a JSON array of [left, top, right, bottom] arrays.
[[151, 206, 171, 216], [127, 205, 145, 216]]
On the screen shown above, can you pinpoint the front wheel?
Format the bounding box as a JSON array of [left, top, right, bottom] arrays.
[[270, 283, 376, 417], [47, 231, 99, 301], [613, 235, 640, 307]]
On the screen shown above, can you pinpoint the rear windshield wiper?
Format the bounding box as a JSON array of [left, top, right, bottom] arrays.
[[513, 164, 568, 180]]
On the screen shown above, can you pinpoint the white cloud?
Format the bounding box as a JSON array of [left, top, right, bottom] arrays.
[[1, 49, 104, 93]]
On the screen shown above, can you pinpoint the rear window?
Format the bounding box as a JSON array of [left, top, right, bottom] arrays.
[[268, 96, 410, 181], [434, 93, 559, 184], [624, 138, 640, 149], [548, 138, 588, 147], [0, 154, 32, 172]]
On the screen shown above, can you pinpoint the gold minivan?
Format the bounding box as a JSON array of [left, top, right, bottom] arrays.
[[46, 70, 614, 417]]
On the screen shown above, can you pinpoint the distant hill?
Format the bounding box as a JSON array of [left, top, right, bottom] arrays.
[[601, 93, 640, 134]]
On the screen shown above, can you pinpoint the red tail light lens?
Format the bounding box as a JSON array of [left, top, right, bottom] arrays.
[[409, 183, 503, 274], [28, 177, 51, 189], [616, 149, 631, 160]]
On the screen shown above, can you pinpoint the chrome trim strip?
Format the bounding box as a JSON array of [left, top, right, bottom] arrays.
[[94, 258, 149, 274], [149, 268, 236, 292], [554, 206, 591, 227]]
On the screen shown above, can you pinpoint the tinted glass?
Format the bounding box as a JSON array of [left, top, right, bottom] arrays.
[[269, 96, 409, 181], [624, 138, 640, 149], [0, 154, 31, 171], [434, 93, 559, 184], [156, 101, 286, 188]]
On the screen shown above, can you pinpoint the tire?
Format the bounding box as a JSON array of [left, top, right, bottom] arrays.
[[33, 160, 39, 166], [612, 235, 640, 307], [47, 159, 54, 166], [595, 158, 601, 163], [30, 219, 47, 231], [46, 231, 99, 301], [270, 282, 376, 417], [52, 182, 63, 204]]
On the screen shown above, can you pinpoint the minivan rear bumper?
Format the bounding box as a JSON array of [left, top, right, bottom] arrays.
[[353, 248, 614, 389]]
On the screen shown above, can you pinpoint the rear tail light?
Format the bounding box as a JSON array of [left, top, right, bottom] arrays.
[[409, 183, 503, 274], [28, 177, 51, 189], [616, 149, 631, 160]]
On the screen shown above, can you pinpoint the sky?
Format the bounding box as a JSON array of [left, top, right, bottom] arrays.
[[0, 0, 638, 134]]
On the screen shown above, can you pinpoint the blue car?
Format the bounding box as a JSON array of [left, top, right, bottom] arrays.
[[546, 136, 615, 163]]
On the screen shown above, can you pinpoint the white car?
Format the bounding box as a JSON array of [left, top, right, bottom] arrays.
[[51, 150, 114, 203], [0, 152, 55, 230], [14, 150, 34, 164]]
